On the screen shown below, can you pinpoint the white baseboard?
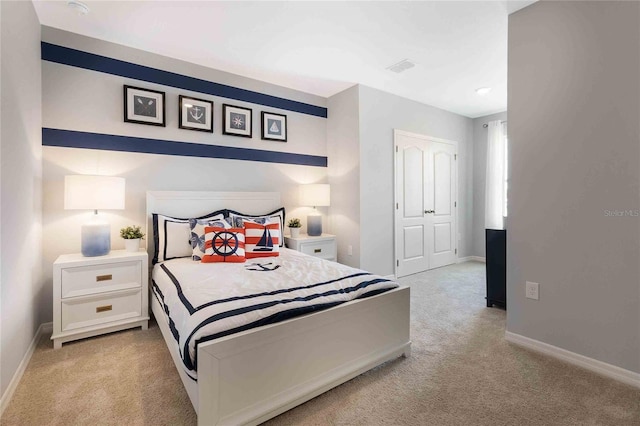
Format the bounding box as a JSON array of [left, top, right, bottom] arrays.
[[458, 256, 486, 263], [505, 331, 640, 389], [0, 322, 52, 416]]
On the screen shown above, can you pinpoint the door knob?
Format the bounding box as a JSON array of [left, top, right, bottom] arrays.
[[425, 210, 435, 214]]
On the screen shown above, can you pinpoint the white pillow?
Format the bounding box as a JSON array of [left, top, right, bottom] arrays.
[[152, 212, 225, 263], [152, 215, 190, 263]]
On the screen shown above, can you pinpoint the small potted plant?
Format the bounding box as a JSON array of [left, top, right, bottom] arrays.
[[120, 225, 145, 252], [287, 218, 302, 238]]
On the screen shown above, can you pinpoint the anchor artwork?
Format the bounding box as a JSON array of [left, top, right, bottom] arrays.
[[179, 95, 213, 132], [187, 106, 205, 124]]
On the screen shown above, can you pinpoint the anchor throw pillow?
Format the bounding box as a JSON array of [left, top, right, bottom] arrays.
[[201, 227, 246, 263], [244, 219, 281, 259]]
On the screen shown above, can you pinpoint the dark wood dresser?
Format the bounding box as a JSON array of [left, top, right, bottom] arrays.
[[486, 229, 506, 308]]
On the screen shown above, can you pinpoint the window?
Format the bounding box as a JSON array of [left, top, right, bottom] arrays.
[[485, 120, 507, 229], [502, 123, 508, 218]]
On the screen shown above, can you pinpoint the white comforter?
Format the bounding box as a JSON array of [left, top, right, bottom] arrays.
[[152, 248, 398, 380]]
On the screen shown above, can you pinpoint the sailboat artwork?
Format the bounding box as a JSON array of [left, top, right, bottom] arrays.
[[261, 111, 287, 142], [269, 121, 281, 135], [254, 228, 274, 252]]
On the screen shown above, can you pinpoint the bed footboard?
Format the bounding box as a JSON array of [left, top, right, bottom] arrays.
[[197, 285, 411, 426]]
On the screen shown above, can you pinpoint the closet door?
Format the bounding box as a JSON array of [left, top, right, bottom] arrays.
[[428, 140, 457, 269], [394, 130, 457, 278], [395, 132, 430, 277]]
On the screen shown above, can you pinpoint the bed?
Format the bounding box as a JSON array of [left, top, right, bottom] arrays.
[[147, 191, 411, 426]]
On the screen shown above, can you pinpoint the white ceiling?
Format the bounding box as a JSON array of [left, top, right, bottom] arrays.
[[33, 1, 536, 118]]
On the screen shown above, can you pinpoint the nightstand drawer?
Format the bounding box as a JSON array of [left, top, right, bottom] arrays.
[[299, 240, 336, 259], [61, 261, 142, 298], [61, 288, 142, 332]]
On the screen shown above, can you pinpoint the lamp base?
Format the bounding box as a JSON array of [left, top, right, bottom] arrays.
[[307, 215, 322, 237], [81, 219, 111, 257]]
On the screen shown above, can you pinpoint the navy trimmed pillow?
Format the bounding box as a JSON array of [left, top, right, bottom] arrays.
[[152, 209, 227, 263], [152, 214, 190, 264]]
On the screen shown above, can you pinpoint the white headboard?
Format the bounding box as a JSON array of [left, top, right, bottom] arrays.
[[146, 191, 281, 257]]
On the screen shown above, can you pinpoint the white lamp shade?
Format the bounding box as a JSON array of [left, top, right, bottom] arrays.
[[64, 175, 125, 210], [299, 184, 330, 207]]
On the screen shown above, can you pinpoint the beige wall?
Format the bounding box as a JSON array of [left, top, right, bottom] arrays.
[[327, 85, 475, 276], [358, 86, 474, 275], [0, 0, 43, 399], [507, 1, 640, 372], [41, 29, 329, 323], [327, 86, 361, 267]]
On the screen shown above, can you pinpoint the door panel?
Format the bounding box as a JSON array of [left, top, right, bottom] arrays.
[[395, 131, 457, 277], [404, 226, 425, 259], [403, 147, 424, 218], [433, 223, 452, 253], [434, 151, 452, 215]]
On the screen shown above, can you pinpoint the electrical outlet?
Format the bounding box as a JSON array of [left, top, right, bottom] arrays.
[[348, 245, 353, 256], [526, 281, 539, 300]]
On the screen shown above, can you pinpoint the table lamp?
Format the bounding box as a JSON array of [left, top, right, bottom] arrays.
[[64, 175, 125, 257], [299, 184, 330, 236]]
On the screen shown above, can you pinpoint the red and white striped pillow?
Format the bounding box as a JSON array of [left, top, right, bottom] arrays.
[[201, 227, 246, 263], [244, 220, 281, 259]]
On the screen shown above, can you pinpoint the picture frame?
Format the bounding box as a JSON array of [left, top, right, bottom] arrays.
[[261, 111, 287, 142], [179, 95, 213, 132], [123, 85, 166, 126], [222, 104, 252, 138]]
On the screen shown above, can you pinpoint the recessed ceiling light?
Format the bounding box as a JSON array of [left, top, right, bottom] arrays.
[[67, 1, 90, 16], [475, 87, 492, 96]]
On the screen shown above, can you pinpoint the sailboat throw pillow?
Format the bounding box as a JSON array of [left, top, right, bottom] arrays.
[[244, 220, 281, 259]]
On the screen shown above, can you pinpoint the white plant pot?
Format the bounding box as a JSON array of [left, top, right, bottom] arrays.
[[289, 227, 300, 238], [124, 238, 141, 252]]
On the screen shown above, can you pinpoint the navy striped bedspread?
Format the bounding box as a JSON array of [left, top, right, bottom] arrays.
[[151, 248, 399, 380]]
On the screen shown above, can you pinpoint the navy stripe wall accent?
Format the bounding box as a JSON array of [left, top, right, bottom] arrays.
[[42, 128, 328, 167], [41, 42, 328, 119]]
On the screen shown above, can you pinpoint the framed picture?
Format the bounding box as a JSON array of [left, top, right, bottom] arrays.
[[123, 85, 165, 126], [222, 104, 252, 138], [179, 95, 213, 132], [261, 111, 287, 142]]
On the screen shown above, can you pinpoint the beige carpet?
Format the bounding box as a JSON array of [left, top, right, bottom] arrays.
[[2, 262, 639, 425]]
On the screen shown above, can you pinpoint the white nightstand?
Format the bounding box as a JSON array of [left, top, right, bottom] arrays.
[[284, 233, 337, 262], [51, 249, 149, 349]]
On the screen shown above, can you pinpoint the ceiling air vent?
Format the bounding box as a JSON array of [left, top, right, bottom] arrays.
[[387, 59, 415, 73]]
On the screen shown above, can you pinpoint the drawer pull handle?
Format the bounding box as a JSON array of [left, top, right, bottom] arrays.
[[96, 305, 112, 313], [314, 248, 322, 253], [96, 274, 112, 282]]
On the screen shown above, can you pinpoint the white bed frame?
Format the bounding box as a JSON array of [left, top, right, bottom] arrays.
[[146, 191, 411, 426]]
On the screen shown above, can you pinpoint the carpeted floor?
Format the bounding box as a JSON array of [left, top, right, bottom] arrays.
[[2, 261, 639, 425]]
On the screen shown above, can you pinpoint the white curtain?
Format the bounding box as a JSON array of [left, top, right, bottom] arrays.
[[485, 120, 506, 230]]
